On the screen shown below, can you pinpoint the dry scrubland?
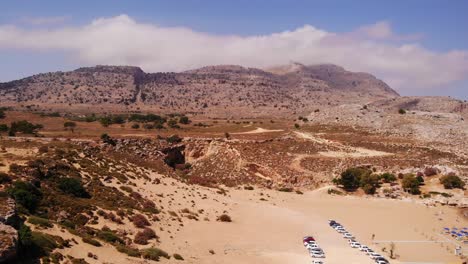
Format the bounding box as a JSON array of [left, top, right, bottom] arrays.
[[0, 109, 467, 264]]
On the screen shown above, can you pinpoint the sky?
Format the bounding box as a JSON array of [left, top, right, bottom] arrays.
[[0, 0, 467, 99]]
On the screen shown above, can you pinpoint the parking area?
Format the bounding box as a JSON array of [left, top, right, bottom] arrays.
[[302, 220, 384, 264]]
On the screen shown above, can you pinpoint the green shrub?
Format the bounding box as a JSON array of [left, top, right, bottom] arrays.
[[217, 214, 232, 222], [82, 237, 102, 247], [8, 181, 42, 212], [97, 230, 124, 244], [101, 133, 116, 146], [439, 175, 465, 189], [380, 173, 397, 183], [116, 244, 141, 257], [173, 253, 184, 260], [179, 116, 190, 124], [359, 174, 380, 194], [277, 187, 293, 192], [0, 124, 8, 132], [30, 232, 59, 256], [141, 247, 170, 261], [0, 109, 5, 119], [402, 174, 421, 194], [58, 178, 89, 198], [28, 216, 53, 228], [398, 108, 406, 114]]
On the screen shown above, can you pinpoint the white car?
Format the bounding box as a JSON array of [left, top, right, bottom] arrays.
[[309, 252, 325, 258], [365, 248, 375, 255], [343, 233, 355, 239], [350, 242, 361, 248], [369, 252, 383, 259], [304, 241, 318, 246], [359, 245, 369, 251], [311, 260, 324, 264], [337, 229, 347, 234], [334, 225, 344, 230], [306, 243, 320, 250], [375, 260, 389, 264]]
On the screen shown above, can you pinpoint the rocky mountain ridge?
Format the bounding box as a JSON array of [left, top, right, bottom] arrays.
[[0, 63, 399, 117]]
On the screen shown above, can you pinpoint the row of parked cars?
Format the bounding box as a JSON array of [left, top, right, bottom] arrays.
[[328, 220, 390, 264], [302, 236, 325, 263]]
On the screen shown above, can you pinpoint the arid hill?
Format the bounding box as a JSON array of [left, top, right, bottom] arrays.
[[0, 63, 398, 116]]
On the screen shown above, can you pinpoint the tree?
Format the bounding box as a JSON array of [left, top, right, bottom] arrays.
[[360, 174, 380, 194], [402, 174, 421, 194], [64, 121, 77, 132], [224, 132, 231, 139], [439, 175, 465, 189], [294, 123, 300, 129], [338, 167, 370, 191], [10, 120, 43, 134]]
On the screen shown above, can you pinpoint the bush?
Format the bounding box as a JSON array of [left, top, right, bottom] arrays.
[[58, 178, 89, 198], [294, 123, 300, 129], [402, 174, 421, 194], [0, 172, 12, 184], [131, 123, 140, 129], [131, 214, 150, 228], [97, 230, 124, 244], [166, 135, 182, 144], [380, 173, 396, 183], [398, 108, 406, 114], [10, 120, 43, 134], [173, 253, 184, 260], [179, 116, 190, 124], [0, 124, 8, 132], [28, 216, 53, 228], [101, 133, 116, 146], [134, 227, 157, 245], [82, 237, 102, 247], [19, 224, 33, 247], [0, 109, 5, 119], [141, 247, 170, 261], [244, 186, 254, 190], [217, 214, 232, 222], [278, 187, 293, 192], [8, 181, 42, 212], [439, 175, 465, 189], [359, 174, 380, 194], [116, 244, 141, 257]]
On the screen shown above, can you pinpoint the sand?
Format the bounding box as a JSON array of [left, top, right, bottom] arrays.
[[42, 173, 466, 264]]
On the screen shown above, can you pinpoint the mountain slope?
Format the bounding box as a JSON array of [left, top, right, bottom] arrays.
[[0, 63, 399, 116]]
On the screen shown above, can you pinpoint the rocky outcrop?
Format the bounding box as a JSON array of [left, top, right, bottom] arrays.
[[0, 198, 18, 263]]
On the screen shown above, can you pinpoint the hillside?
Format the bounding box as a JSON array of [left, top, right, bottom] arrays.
[[0, 63, 399, 117]]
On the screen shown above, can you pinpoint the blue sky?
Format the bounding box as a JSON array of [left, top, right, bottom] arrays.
[[0, 0, 467, 99]]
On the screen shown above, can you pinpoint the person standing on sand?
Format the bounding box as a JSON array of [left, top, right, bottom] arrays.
[[372, 233, 375, 240]]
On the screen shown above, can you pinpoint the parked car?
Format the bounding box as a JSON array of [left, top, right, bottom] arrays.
[[311, 260, 324, 264], [343, 233, 355, 239], [359, 245, 370, 251], [306, 243, 320, 250], [369, 252, 383, 259], [309, 251, 325, 258], [374, 257, 389, 263], [350, 242, 361, 248], [304, 240, 318, 246]]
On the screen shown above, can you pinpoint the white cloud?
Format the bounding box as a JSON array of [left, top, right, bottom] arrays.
[[0, 14, 467, 91]]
